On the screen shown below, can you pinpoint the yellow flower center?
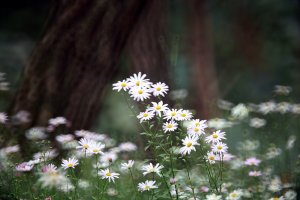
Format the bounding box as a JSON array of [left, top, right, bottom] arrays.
[[212, 134, 218, 139], [83, 144, 89, 149], [194, 127, 199, 132], [93, 149, 99, 153], [145, 185, 150, 190], [106, 172, 111, 177], [273, 198, 279, 200], [143, 113, 149, 117], [167, 124, 173, 128], [171, 112, 176, 116], [155, 105, 161, 110], [138, 89, 143, 94], [217, 145, 222, 150], [136, 81, 140, 86], [121, 83, 126, 87], [209, 156, 215, 160], [156, 87, 161, 91], [181, 113, 186, 117], [67, 163, 73, 167], [186, 142, 193, 147], [230, 193, 237, 198], [195, 122, 200, 126]]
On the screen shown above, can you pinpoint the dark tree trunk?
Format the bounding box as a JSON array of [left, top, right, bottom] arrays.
[[126, 0, 170, 83], [186, 0, 219, 118], [10, 0, 148, 131]]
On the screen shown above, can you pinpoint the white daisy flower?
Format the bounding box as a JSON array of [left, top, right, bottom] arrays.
[[42, 164, 58, 174], [127, 72, 152, 88], [77, 138, 93, 151], [0, 112, 8, 124], [100, 152, 118, 165], [61, 157, 79, 169], [244, 157, 261, 166], [187, 119, 207, 129], [99, 169, 120, 182], [177, 109, 193, 121], [207, 151, 217, 164], [205, 130, 226, 144], [212, 142, 228, 154], [48, 116, 67, 127], [258, 101, 276, 114], [141, 163, 164, 177], [137, 110, 155, 123], [249, 118, 266, 128], [129, 86, 151, 101], [120, 160, 134, 171], [187, 126, 204, 137], [226, 189, 243, 200], [138, 180, 158, 192], [151, 82, 169, 97], [163, 108, 180, 121], [206, 193, 222, 200], [148, 101, 168, 117], [112, 79, 129, 92], [87, 141, 105, 155], [180, 135, 199, 155], [163, 121, 178, 133], [231, 103, 249, 120], [56, 134, 74, 143], [249, 171, 262, 177]]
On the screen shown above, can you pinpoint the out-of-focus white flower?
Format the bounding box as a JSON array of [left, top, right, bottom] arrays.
[[1, 145, 20, 154], [138, 180, 158, 192], [212, 142, 228, 154], [291, 104, 300, 114], [56, 134, 74, 144], [25, 127, 48, 140], [274, 85, 292, 96], [99, 169, 119, 182], [119, 142, 137, 152], [16, 162, 34, 172], [215, 153, 235, 162], [231, 103, 249, 120], [284, 190, 297, 200], [206, 193, 222, 200], [249, 171, 262, 177], [268, 176, 282, 192], [0, 112, 8, 124], [276, 102, 291, 114], [137, 110, 155, 123], [42, 164, 57, 174], [151, 82, 169, 97], [120, 160, 134, 171], [38, 168, 69, 189], [205, 130, 226, 144], [148, 101, 168, 117], [112, 79, 129, 92], [258, 101, 276, 114], [100, 152, 118, 165], [265, 147, 282, 159], [34, 150, 58, 161], [208, 118, 234, 129], [217, 99, 234, 110], [237, 140, 260, 152], [163, 121, 178, 133], [78, 180, 90, 189], [11, 110, 31, 125], [107, 188, 118, 196], [286, 135, 296, 150], [61, 157, 79, 169], [226, 189, 243, 200], [249, 118, 266, 128], [48, 116, 67, 127], [141, 163, 164, 177], [244, 157, 261, 166], [230, 158, 244, 170], [180, 135, 199, 155], [269, 197, 284, 200], [170, 89, 188, 100]]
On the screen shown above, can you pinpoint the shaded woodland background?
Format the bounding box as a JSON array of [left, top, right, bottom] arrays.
[[1, 0, 300, 141]]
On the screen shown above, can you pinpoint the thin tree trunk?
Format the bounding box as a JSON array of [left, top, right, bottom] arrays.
[[186, 0, 219, 118]]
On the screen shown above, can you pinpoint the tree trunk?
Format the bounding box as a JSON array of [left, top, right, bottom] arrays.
[[10, 0, 148, 131], [186, 0, 219, 118]]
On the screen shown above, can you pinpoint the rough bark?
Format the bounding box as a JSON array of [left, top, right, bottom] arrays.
[[186, 0, 219, 118], [10, 0, 148, 130]]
